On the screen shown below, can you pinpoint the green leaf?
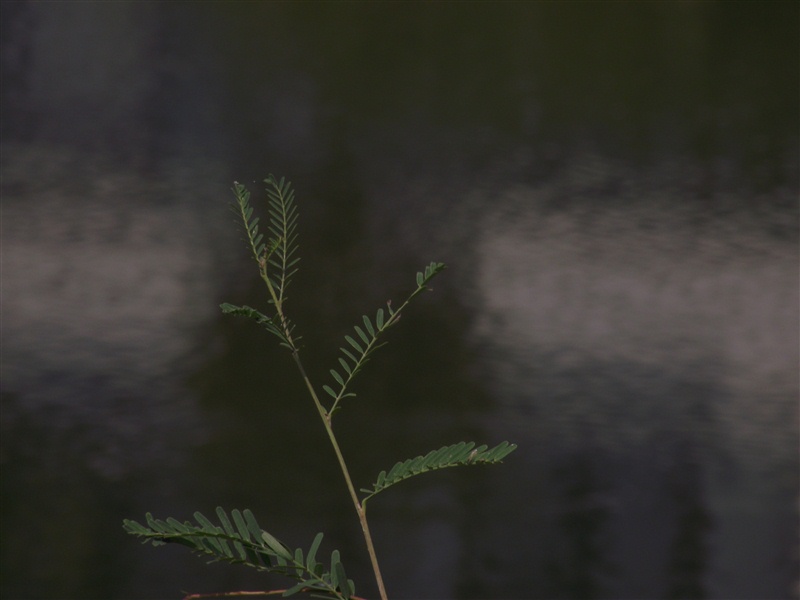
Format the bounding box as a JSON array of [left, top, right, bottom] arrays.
[[339, 347, 357, 364], [260, 175, 300, 306], [344, 335, 363, 354], [219, 303, 296, 346], [122, 519, 149, 535], [220, 302, 242, 314], [306, 532, 323, 572], [164, 517, 190, 534], [219, 538, 235, 558], [262, 530, 292, 560], [294, 547, 305, 577], [125, 507, 357, 587], [194, 511, 220, 535], [243, 509, 264, 544], [375, 308, 384, 329], [330, 550, 341, 589], [362, 315, 375, 336], [232, 509, 250, 542], [330, 369, 344, 386], [216, 506, 237, 538], [354, 325, 369, 345], [333, 555, 349, 598], [232, 539, 247, 561], [201, 532, 225, 555], [361, 441, 518, 502], [144, 513, 166, 533]]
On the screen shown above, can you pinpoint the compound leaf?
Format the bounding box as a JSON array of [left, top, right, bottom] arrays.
[[124, 508, 353, 600], [360, 441, 517, 502]]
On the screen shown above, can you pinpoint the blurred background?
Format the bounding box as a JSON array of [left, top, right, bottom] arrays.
[[1, 2, 798, 599]]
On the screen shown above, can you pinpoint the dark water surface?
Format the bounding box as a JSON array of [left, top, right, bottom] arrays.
[[2, 3, 798, 599]]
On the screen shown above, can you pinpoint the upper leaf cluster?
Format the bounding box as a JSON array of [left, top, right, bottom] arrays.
[[323, 262, 446, 415], [123, 507, 354, 599], [228, 176, 301, 349]]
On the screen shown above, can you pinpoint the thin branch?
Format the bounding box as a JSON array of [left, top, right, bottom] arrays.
[[183, 591, 285, 600], [183, 591, 368, 600]]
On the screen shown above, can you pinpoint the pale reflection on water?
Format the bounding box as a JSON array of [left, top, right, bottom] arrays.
[[468, 154, 797, 598], [471, 153, 796, 466], [358, 146, 798, 598], [1, 143, 243, 485]]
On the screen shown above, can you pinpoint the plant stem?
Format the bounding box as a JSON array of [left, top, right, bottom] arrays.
[[291, 351, 389, 600], [264, 271, 389, 600], [253, 182, 395, 598]]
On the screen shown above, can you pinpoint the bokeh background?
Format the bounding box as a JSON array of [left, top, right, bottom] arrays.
[[2, 2, 798, 599]]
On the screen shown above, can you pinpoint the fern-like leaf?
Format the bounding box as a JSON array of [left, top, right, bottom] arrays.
[[123, 507, 354, 599], [323, 309, 387, 414], [360, 441, 517, 503], [264, 174, 300, 306], [324, 262, 447, 415], [232, 182, 268, 265]]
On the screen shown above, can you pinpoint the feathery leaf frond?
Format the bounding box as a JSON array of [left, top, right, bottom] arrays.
[[264, 174, 300, 306], [324, 262, 447, 416], [232, 182, 268, 266], [123, 507, 354, 599], [360, 441, 517, 503], [323, 308, 387, 415]]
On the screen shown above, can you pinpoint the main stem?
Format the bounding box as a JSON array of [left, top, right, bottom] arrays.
[[290, 352, 388, 600], [250, 184, 391, 598], [261, 223, 390, 599], [267, 277, 387, 599]]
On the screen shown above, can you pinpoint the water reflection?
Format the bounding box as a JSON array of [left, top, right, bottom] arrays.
[[470, 155, 797, 468], [1, 139, 235, 598], [545, 455, 614, 599], [455, 151, 796, 598], [2, 2, 798, 599], [2, 144, 223, 478]]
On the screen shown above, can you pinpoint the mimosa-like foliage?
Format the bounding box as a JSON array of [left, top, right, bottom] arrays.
[[124, 508, 355, 599], [125, 176, 517, 600], [360, 441, 518, 504]]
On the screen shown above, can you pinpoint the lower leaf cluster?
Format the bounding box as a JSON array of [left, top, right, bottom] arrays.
[[123, 507, 354, 599]]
